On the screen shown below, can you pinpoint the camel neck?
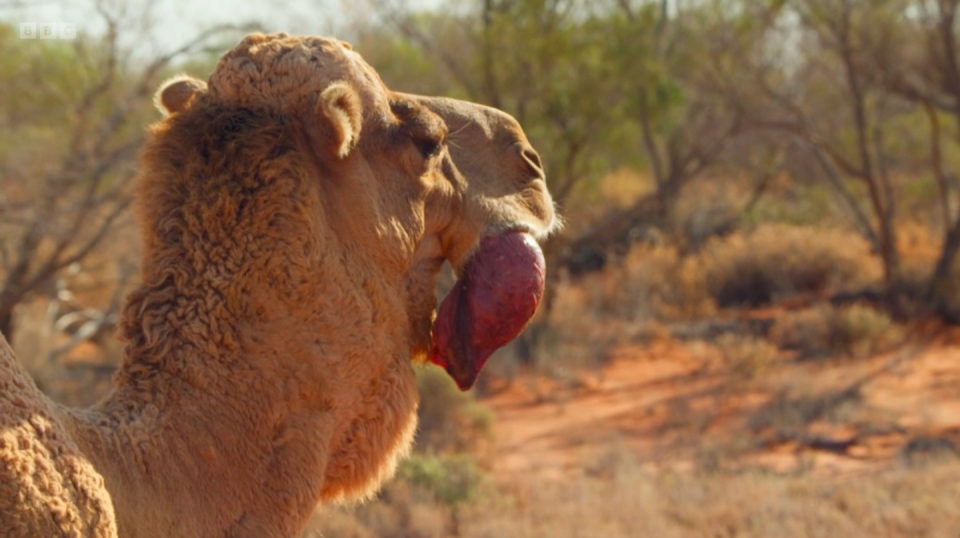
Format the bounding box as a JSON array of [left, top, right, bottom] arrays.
[[59, 356, 334, 536], [52, 245, 420, 535]]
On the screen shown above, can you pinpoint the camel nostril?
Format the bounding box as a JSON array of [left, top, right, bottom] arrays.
[[521, 147, 544, 175]]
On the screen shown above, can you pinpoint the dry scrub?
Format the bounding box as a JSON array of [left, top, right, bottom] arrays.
[[699, 224, 881, 307], [308, 455, 960, 537], [715, 334, 780, 380], [568, 223, 882, 324], [454, 456, 960, 538], [303, 368, 494, 537], [538, 224, 885, 374], [771, 304, 904, 360]]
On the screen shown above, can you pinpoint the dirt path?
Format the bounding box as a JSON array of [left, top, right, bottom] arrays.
[[481, 335, 960, 482]]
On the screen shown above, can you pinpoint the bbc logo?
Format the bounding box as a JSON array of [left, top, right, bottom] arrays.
[[20, 23, 77, 40]]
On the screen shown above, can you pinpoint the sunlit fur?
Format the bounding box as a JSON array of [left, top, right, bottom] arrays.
[[0, 33, 555, 537]]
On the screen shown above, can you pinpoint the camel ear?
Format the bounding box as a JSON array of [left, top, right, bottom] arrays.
[[316, 82, 363, 159], [154, 75, 207, 116]]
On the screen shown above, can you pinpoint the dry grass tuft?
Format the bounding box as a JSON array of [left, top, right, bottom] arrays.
[[528, 279, 630, 373], [414, 367, 493, 454], [715, 333, 781, 380], [305, 479, 454, 538], [531, 244, 713, 374], [454, 455, 960, 538], [699, 224, 880, 307], [750, 387, 862, 443], [536, 224, 890, 376], [772, 303, 904, 360], [303, 368, 493, 537], [901, 435, 959, 467], [614, 244, 716, 321]]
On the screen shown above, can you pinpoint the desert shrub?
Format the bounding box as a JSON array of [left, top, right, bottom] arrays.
[[770, 306, 833, 356], [750, 388, 862, 442], [455, 456, 960, 538], [771, 303, 903, 360], [307, 478, 454, 538], [529, 249, 709, 376], [744, 183, 839, 227], [616, 244, 715, 321], [894, 222, 960, 319], [522, 279, 634, 375], [715, 334, 780, 380], [395, 453, 485, 506], [698, 224, 880, 307], [301, 509, 375, 538], [415, 366, 493, 454], [567, 243, 713, 324], [304, 454, 484, 537], [670, 176, 744, 249], [901, 436, 959, 467], [304, 370, 491, 537], [829, 304, 903, 357], [305, 455, 484, 537]]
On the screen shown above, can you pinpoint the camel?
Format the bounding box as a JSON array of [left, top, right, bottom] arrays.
[[0, 33, 556, 537]]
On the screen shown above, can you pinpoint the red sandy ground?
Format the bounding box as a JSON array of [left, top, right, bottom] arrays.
[[52, 316, 960, 480], [481, 326, 960, 482]]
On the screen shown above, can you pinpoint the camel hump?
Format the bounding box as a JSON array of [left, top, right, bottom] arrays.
[[0, 334, 118, 537]]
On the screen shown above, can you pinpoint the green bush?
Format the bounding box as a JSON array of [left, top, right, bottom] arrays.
[[415, 366, 494, 454], [395, 453, 485, 506]]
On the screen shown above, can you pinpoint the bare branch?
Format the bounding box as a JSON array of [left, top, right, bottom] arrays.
[[0, 10, 242, 343], [367, 0, 482, 100], [137, 23, 252, 96], [805, 140, 882, 251], [922, 99, 954, 233], [637, 90, 666, 185]]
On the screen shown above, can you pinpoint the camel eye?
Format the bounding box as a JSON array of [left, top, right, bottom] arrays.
[[413, 138, 442, 159], [391, 99, 446, 160]]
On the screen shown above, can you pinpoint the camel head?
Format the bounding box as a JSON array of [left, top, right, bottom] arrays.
[[150, 33, 556, 391]]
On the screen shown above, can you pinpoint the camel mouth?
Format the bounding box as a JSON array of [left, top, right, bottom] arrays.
[[430, 230, 546, 390]]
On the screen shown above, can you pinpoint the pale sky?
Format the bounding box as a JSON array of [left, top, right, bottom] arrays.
[[3, 0, 447, 58]]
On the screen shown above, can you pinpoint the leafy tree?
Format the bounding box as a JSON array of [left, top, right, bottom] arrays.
[[0, 11, 244, 344]]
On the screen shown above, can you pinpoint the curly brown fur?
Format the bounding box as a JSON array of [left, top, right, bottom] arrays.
[[0, 33, 555, 537], [0, 335, 117, 537]]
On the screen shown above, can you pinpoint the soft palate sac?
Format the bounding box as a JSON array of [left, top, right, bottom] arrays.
[[431, 231, 546, 390]]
